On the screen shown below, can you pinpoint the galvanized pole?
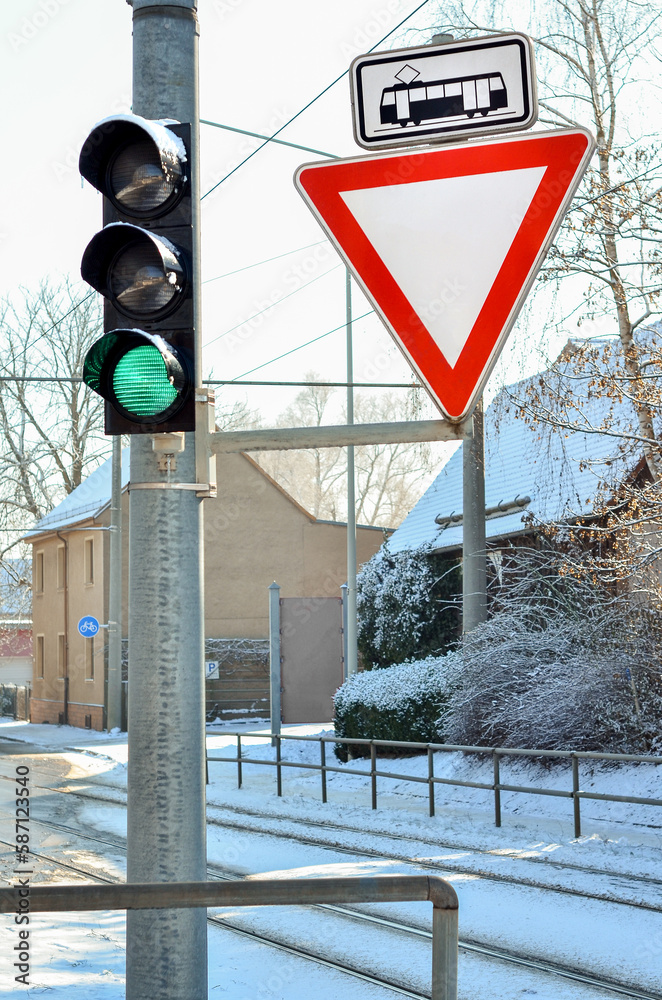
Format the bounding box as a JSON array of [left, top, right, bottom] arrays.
[[269, 582, 281, 739], [462, 399, 487, 631], [106, 436, 122, 731], [345, 270, 358, 675], [340, 582, 349, 682], [125, 3, 207, 1000]]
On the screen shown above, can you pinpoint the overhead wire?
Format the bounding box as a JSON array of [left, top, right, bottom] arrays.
[[203, 263, 344, 349], [202, 240, 330, 284], [229, 309, 376, 381], [200, 0, 433, 199], [200, 120, 338, 160]]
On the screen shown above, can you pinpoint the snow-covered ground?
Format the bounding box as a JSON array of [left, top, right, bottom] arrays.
[[1, 716, 661, 998]]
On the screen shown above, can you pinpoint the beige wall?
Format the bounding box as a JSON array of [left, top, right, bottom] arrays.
[[204, 453, 385, 637]]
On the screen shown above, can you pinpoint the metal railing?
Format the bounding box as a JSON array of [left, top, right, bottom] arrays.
[[207, 732, 662, 839], [0, 874, 459, 1000]]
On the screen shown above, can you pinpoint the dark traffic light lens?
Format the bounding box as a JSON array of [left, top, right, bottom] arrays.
[[112, 344, 179, 417], [109, 138, 182, 213], [109, 241, 181, 314]]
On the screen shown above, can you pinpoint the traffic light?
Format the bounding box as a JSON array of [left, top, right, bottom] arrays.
[[80, 114, 195, 434]]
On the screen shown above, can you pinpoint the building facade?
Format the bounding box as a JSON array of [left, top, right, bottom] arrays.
[[27, 450, 387, 729]]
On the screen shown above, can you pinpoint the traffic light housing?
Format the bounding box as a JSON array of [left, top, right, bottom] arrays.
[[80, 114, 195, 434]]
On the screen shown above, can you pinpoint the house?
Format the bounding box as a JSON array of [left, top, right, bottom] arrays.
[[386, 336, 655, 563], [24, 449, 387, 730]]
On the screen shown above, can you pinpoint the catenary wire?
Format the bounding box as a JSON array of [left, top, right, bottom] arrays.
[[200, 0, 433, 199], [202, 240, 330, 284], [203, 263, 344, 349]]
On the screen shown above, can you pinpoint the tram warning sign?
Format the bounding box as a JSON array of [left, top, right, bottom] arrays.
[[295, 128, 595, 422], [350, 33, 537, 149]]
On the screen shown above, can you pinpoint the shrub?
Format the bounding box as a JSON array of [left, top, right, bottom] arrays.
[[333, 655, 454, 760], [356, 541, 460, 668], [438, 600, 662, 753]]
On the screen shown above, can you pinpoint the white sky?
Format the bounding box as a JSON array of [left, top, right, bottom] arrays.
[[0, 0, 622, 426]]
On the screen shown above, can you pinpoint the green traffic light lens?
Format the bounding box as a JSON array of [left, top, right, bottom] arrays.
[[113, 344, 178, 417]]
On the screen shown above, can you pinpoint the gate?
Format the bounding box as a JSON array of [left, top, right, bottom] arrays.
[[279, 597, 343, 723]]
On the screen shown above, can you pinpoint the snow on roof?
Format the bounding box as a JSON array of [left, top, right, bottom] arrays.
[[24, 449, 130, 539], [388, 336, 652, 555]]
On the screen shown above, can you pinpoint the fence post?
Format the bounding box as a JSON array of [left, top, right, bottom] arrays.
[[268, 582, 281, 744], [320, 739, 327, 803], [431, 903, 459, 1000], [370, 742, 377, 810], [493, 751, 501, 828], [276, 736, 282, 797], [572, 754, 581, 838], [237, 733, 242, 790], [428, 747, 435, 818]]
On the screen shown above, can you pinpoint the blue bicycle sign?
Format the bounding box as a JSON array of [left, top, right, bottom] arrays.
[[78, 616, 100, 637]]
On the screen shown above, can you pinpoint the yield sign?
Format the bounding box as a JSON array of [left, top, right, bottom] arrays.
[[295, 127, 594, 421]]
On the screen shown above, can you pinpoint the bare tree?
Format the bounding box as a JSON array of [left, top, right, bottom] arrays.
[[253, 374, 346, 519], [0, 279, 106, 558], [252, 373, 444, 526], [426, 0, 662, 476]]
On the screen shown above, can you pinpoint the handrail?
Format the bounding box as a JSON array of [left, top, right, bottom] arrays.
[[0, 874, 459, 1000], [207, 731, 662, 838]]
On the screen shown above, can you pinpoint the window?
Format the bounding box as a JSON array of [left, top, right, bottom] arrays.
[[445, 81, 461, 97], [57, 634, 66, 678], [57, 545, 66, 590], [428, 84, 444, 100], [34, 552, 44, 594], [85, 639, 94, 680], [84, 538, 94, 585], [35, 636, 45, 679]]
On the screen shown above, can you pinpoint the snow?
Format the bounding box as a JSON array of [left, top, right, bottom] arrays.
[[23, 451, 129, 538], [1, 717, 661, 998], [335, 655, 449, 712], [89, 113, 187, 166]]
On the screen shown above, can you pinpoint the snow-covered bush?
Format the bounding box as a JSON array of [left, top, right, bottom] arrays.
[[439, 590, 662, 753], [333, 655, 455, 759], [356, 542, 460, 668]]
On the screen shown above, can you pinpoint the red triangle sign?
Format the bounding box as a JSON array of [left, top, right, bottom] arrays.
[[295, 128, 594, 421]]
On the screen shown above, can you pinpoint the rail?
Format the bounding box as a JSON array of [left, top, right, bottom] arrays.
[[207, 732, 662, 838], [0, 874, 459, 1000]]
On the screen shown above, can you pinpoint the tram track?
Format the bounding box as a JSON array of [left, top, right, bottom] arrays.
[[1, 761, 659, 894], [23, 777, 660, 913], [2, 814, 661, 1000]]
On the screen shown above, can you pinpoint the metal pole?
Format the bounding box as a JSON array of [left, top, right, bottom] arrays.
[[210, 417, 466, 453], [346, 270, 358, 675], [125, 4, 207, 1000], [340, 582, 349, 682], [432, 905, 459, 1000], [269, 582, 281, 740], [462, 399, 487, 631], [106, 436, 122, 731]]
